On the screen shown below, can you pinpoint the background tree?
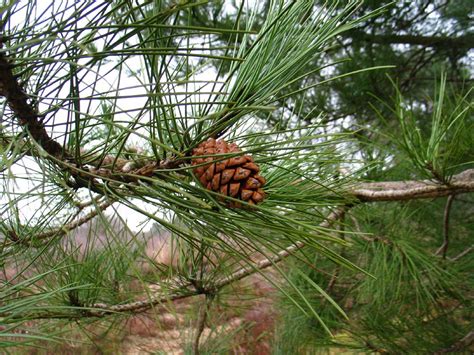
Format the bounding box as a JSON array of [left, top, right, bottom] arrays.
[[0, 0, 473, 353]]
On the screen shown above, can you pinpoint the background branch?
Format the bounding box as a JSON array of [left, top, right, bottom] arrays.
[[345, 32, 474, 49]]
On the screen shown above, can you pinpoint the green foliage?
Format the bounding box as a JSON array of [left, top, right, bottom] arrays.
[[0, 0, 379, 350], [379, 74, 474, 181], [0, 0, 472, 353], [274, 201, 472, 353]]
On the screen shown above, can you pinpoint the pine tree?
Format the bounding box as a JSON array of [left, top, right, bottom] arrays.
[[0, 1, 472, 353]]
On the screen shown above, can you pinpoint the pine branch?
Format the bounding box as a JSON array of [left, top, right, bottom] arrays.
[[0, 41, 66, 158], [0, 132, 181, 180], [2, 169, 474, 320], [87, 171, 474, 316], [5, 207, 347, 319], [0, 46, 181, 185], [351, 169, 474, 201]]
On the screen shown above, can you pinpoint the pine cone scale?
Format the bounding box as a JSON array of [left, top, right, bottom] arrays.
[[243, 162, 259, 172], [234, 167, 250, 180], [221, 169, 234, 185]]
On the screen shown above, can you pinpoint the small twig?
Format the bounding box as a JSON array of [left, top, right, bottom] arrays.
[[436, 194, 455, 258], [38, 200, 114, 240], [213, 207, 348, 289], [449, 245, 474, 262], [327, 212, 346, 292], [192, 294, 214, 355], [434, 330, 474, 354], [5, 200, 113, 247], [73, 195, 105, 210]]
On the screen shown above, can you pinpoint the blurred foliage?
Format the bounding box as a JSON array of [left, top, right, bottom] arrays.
[[274, 198, 473, 353]]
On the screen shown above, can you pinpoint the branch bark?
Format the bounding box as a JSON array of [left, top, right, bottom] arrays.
[[351, 170, 474, 201], [0, 45, 66, 158]]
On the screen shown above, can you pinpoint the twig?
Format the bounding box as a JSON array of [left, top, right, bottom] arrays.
[[434, 330, 474, 354], [214, 207, 348, 289], [5, 200, 113, 247], [192, 295, 214, 355], [435, 194, 455, 258], [349, 215, 372, 243], [449, 245, 474, 262], [37, 200, 114, 240]]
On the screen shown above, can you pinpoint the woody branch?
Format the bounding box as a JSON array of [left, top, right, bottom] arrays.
[[2, 171, 473, 320]]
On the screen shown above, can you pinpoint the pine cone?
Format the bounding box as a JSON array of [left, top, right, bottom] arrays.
[[192, 138, 266, 208]]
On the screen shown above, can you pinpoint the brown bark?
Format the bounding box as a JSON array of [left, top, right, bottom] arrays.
[[0, 46, 66, 158], [351, 169, 474, 201]]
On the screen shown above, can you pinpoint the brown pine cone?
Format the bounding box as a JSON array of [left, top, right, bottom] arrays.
[[191, 138, 266, 208]]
